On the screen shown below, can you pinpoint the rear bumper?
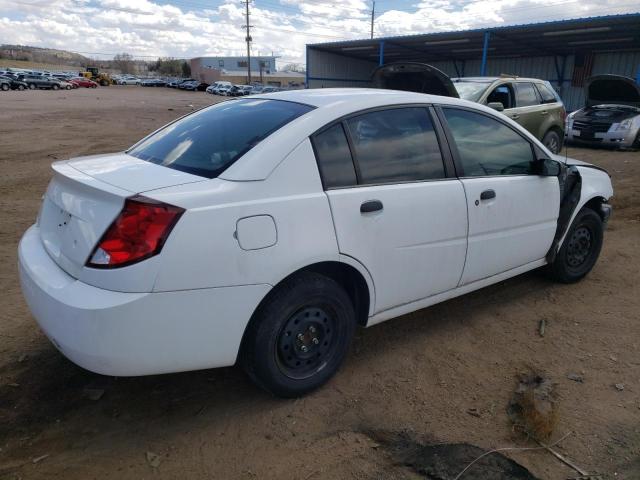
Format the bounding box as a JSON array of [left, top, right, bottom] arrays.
[[18, 225, 270, 376]]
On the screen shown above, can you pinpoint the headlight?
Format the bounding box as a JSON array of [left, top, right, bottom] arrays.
[[614, 119, 633, 131]]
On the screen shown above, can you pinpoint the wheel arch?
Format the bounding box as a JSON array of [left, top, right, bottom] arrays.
[[238, 259, 374, 360]]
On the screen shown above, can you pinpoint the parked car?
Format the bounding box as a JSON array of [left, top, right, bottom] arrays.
[[182, 81, 209, 91], [18, 75, 64, 90], [18, 89, 613, 397], [216, 85, 232, 96], [226, 85, 242, 96], [0, 75, 28, 90], [372, 63, 566, 154], [141, 78, 167, 87], [117, 76, 141, 85], [58, 80, 74, 90], [70, 77, 98, 88], [0, 76, 11, 91], [565, 75, 640, 150], [173, 78, 196, 89]]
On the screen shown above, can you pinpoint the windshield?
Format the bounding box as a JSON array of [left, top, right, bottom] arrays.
[[453, 81, 492, 101], [128, 98, 314, 178]]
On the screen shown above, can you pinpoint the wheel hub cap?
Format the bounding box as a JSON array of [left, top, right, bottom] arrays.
[[567, 226, 592, 267], [277, 307, 334, 378]]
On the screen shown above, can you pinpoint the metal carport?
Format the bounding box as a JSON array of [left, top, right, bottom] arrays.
[[306, 13, 640, 110]]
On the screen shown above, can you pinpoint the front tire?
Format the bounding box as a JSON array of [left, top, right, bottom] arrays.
[[542, 129, 562, 154], [0, 83, 8, 91], [548, 207, 603, 283], [241, 272, 356, 398], [52, 84, 59, 90], [29, 84, 36, 90]]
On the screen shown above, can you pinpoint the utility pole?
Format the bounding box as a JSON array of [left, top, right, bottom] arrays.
[[370, 1, 375, 39], [243, 0, 253, 84]]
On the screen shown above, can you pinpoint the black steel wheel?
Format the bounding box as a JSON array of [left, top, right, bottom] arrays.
[[241, 272, 356, 397], [276, 306, 338, 380], [549, 207, 603, 283]]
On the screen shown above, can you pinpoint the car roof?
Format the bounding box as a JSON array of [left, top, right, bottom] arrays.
[[452, 76, 547, 83], [251, 87, 473, 109]]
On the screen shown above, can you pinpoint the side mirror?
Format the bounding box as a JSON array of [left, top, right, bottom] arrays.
[[533, 158, 561, 176], [487, 102, 505, 112]]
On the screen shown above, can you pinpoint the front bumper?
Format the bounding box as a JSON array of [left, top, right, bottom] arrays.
[[566, 128, 638, 148], [18, 225, 270, 376]]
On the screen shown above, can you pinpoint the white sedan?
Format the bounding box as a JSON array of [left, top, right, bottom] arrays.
[[18, 89, 613, 397]]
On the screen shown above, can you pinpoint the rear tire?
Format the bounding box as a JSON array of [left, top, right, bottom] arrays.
[[0, 84, 8, 91], [18, 85, 25, 91], [548, 207, 603, 283], [241, 272, 356, 398], [52, 84, 59, 90], [29, 84, 36, 90], [542, 129, 562, 154]]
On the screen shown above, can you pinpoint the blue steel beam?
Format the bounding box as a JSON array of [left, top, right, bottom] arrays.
[[480, 31, 490, 76]]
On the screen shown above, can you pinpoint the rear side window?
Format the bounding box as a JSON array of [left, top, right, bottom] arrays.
[[128, 99, 313, 179], [535, 83, 558, 103], [345, 108, 445, 184], [514, 82, 541, 107], [443, 108, 535, 176], [313, 124, 357, 188]]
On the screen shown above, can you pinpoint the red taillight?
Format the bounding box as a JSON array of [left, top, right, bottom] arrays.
[[87, 196, 184, 269]]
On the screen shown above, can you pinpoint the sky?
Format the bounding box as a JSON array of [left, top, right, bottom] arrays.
[[0, 0, 637, 67]]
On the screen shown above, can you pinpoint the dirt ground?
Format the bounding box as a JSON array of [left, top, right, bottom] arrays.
[[0, 86, 638, 480]]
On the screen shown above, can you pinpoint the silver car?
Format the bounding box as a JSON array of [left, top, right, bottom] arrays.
[[566, 75, 640, 149]]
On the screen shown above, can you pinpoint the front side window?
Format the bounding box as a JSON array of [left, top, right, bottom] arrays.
[[128, 99, 313, 178], [442, 108, 535, 177], [345, 108, 445, 184], [514, 82, 541, 107], [486, 84, 514, 109]]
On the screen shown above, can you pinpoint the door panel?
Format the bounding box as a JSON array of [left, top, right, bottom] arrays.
[[460, 175, 559, 285], [327, 181, 468, 314]]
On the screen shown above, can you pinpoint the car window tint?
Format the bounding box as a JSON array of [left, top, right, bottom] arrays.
[[346, 108, 445, 184], [514, 82, 540, 107], [128, 99, 313, 179], [313, 124, 357, 188], [443, 108, 535, 176], [486, 84, 514, 109], [535, 83, 557, 103]]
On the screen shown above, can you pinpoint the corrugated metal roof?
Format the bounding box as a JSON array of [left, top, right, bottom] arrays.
[[308, 13, 640, 62]]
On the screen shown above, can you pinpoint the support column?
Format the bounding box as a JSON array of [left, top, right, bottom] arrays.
[[305, 46, 309, 89], [379, 40, 385, 66], [480, 31, 490, 76]]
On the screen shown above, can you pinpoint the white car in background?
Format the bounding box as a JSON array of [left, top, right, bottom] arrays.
[[19, 89, 613, 397]]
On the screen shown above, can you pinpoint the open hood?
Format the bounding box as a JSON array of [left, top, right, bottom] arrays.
[[585, 75, 640, 108], [372, 62, 459, 98]]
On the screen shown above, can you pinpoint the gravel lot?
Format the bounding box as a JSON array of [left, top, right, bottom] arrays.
[[0, 86, 638, 479]]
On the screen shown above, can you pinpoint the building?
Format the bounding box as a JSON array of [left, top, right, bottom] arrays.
[[306, 13, 640, 110], [191, 55, 304, 86]]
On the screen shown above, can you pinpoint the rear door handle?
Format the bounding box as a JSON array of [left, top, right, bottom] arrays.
[[541, 110, 549, 115], [360, 200, 383, 213], [480, 189, 496, 200], [510, 114, 520, 120]]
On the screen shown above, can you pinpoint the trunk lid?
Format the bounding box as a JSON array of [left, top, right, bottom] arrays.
[[39, 155, 204, 279], [68, 152, 205, 193], [585, 75, 640, 108], [371, 62, 460, 98]]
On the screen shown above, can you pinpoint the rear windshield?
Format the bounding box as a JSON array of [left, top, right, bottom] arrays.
[[128, 98, 313, 178], [453, 81, 491, 101]]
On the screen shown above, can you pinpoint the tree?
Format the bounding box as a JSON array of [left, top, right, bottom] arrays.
[[113, 52, 135, 74], [181, 60, 191, 77], [282, 63, 305, 73]]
